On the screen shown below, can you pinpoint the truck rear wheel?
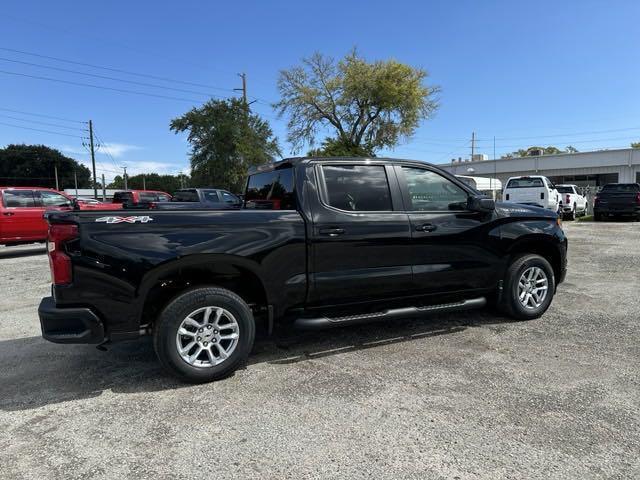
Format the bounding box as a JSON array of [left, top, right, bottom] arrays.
[[153, 287, 255, 383], [498, 254, 555, 320]]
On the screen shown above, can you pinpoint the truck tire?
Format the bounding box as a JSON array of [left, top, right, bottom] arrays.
[[498, 254, 555, 320], [153, 287, 255, 383], [594, 212, 602, 221]]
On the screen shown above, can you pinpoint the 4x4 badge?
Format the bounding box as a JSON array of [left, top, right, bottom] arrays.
[[95, 216, 153, 224]]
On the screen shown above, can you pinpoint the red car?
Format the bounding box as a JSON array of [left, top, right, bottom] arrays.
[[0, 187, 121, 246], [112, 190, 172, 205]]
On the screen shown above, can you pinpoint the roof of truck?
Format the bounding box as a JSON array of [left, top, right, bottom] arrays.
[[249, 156, 435, 174]]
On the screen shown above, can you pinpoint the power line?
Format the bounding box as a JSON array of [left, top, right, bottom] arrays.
[[0, 47, 237, 93], [92, 129, 121, 172], [0, 106, 84, 123], [0, 56, 226, 99], [0, 113, 87, 131], [0, 69, 203, 103], [0, 121, 87, 138]]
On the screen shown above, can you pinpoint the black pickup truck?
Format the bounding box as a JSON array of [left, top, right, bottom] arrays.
[[593, 183, 640, 221], [39, 157, 567, 382]]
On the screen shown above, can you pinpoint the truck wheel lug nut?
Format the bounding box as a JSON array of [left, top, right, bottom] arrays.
[[197, 336, 201, 341]]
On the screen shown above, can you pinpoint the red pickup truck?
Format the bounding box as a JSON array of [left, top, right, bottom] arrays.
[[0, 187, 120, 246]]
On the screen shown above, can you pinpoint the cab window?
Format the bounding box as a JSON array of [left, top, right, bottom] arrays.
[[113, 192, 134, 204], [173, 190, 199, 202], [39, 191, 72, 207], [3, 190, 36, 207], [221, 192, 239, 204], [321, 164, 392, 211], [402, 167, 468, 211]]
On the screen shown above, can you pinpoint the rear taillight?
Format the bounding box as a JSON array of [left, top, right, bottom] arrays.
[[636, 193, 640, 205], [47, 224, 78, 285], [505, 193, 510, 201], [594, 195, 600, 205], [566, 194, 570, 204], [540, 192, 545, 200]]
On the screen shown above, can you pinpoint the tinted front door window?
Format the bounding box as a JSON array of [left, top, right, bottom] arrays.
[[39, 191, 72, 207], [322, 165, 392, 211], [402, 167, 467, 211]]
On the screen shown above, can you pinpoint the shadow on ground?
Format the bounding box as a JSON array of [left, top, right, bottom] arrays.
[[0, 245, 47, 259], [0, 310, 514, 412]]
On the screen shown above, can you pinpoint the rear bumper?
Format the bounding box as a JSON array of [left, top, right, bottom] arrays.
[[38, 296, 105, 344], [594, 206, 640, 216]]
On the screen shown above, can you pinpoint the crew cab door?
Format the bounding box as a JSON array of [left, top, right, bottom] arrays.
[[307, 162, 413, 306], [395, 165, 502, 296], [0, 189, 45, 241]]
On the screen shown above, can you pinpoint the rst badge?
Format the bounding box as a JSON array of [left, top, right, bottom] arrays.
[[95, 216, 154, 224]]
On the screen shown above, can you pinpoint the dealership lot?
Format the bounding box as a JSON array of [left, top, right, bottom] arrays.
[[0, 223, 638, 479]]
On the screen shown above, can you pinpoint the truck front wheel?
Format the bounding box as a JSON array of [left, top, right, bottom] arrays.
[[153, 287, 255, 383], [498, 254, 555, 320]]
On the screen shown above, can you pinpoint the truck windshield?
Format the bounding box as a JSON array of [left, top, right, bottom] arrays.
[[600, 184, 640, 192], [555, 186, 574, 193], [245, 168, 295, 210], [506, 178, 544, 188]]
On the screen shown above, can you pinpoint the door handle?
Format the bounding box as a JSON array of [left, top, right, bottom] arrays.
[[3, 212, 14, 216], [415, 223, 437, 232], [319, 227, 345, 237]]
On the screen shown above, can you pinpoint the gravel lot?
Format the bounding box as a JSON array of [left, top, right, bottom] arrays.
[[0, 222, 638, 479]]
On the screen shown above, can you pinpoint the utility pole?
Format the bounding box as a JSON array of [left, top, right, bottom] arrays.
[[122, 166, 128, 190], [101, 174, 106, 201], [88, 120, 98, 199], [54, 164, 59, 190], [471, 131, 476, 161], [492, 136, 496, 200], [234, 73, 247, 106], [74, 169, 78, 198], [142, 174, 146, 190]]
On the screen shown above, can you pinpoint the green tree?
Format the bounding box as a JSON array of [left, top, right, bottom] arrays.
[[0, 144, 91, 188], [275, 50, 439, 156], [501, 145, 579, 158], [170, 98, 280, 192], [107, 173, 189, 193], [631, 141, 640, 149]]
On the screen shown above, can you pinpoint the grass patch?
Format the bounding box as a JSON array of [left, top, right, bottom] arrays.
[[576, 215, 594, 222]]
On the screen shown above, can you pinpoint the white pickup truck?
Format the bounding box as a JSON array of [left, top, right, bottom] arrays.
[[555, 184, 588, 220], [503, 176, 560, 212]]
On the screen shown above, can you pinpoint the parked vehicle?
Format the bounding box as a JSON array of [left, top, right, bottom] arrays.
[[163, 188, 242, 210], [112, 190, 172, 205], [555, 184, 588, 220], [593, 183, 640, 221], [456, 175, 502, 199], [503, 176, 560, 212], [0, 187, 120, 246], [38, 158, 567, 382]]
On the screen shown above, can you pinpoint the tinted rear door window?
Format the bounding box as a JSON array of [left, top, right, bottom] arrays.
[[202, 191, 220, 202], [113, 192, 134, 204], [173, 190, 199, 202], [322, 164, 392, 211], [3, 190, 36, 207]]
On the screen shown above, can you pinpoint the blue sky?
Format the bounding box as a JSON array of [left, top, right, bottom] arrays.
[[1, 0, 639, 183]]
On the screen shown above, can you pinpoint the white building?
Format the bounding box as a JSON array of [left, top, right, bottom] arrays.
[[440, 148, 640, 190]]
